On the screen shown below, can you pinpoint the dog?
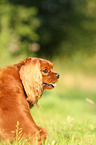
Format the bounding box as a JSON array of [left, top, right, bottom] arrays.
[[0, 57, 59, 145]]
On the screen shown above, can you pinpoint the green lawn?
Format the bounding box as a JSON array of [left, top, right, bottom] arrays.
[[30, 89, 96, 145]]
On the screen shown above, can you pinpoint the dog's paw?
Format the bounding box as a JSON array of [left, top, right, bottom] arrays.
[[39, 126, 47, 140]]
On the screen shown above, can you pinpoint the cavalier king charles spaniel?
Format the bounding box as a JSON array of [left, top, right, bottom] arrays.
[[0, 57, 59, 145]]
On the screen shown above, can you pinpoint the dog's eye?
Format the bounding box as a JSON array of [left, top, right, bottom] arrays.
[[43, 69, 48, 73]]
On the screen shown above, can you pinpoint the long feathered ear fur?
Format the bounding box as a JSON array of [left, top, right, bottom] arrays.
[[19, 60, 43, 105]]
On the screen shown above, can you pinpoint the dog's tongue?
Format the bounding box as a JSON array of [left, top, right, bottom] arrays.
[[50, 83, 56, 87], [43, 82, 56, 88]]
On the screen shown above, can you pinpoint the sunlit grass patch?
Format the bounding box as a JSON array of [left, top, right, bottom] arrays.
[[30, 89, 96, 145], [41, 114, 96, 145]]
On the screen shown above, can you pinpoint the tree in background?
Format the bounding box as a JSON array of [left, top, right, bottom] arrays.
[[0, 0, 40, 60], [0, 0, 96, 60]]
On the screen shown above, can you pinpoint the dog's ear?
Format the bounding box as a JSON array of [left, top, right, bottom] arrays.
[[14, 57, 32, 69], [19, 59, 43, 104]]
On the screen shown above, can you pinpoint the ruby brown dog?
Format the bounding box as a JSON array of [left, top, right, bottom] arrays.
[[0, 57, 59, 145]]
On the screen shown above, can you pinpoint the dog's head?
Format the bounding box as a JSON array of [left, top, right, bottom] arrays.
[[40, 58, 59, 89], [17, 57, 59, 105]]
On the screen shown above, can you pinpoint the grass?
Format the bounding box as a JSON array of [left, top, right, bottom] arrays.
[[31, 89, 96, 145]]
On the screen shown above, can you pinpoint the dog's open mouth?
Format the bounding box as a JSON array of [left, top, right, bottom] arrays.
[[43, 82, 56, 89]]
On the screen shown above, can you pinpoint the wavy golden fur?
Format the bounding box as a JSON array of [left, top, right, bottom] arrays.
[[20, 60, 43, 104], [0, 57, 59, 145]]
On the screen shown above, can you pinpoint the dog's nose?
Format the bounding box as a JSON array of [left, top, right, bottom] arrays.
[[55, 73, 59, 79]]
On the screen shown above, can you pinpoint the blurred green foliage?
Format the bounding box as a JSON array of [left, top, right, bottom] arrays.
[[0, 0, 96, 61], [0, 0, 40, 56]]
